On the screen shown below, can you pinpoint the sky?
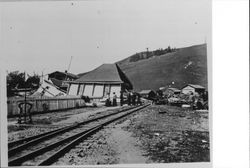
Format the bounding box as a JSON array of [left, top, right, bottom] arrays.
[[0, 0, 211, 76]]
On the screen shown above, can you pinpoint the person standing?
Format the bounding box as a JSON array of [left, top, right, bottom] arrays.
[[202, 91, 208, 102], [132, 92, 136, 105], [137, 93, 142, 105], [105, 93, 111, 106], [189, 92, 196, 110], [112, 92, 117, 106], [128, 92, 131, 106]]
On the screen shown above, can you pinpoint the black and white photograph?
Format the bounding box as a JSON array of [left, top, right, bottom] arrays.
[[0, 0, 212, 167]]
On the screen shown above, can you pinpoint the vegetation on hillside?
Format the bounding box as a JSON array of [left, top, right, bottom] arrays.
[[117, 44, 207, 92], [119, 46, 177, 64], [7, 71, 40, 97]]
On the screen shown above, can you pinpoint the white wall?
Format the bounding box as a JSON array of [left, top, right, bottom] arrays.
[[78, 84, 84, 95], [110, 85, 121, 100], [181, 86, 195, 94], [68, 84, 79, 95], [83, 84, 94, 97], [68, 83, 121, 100], [93, 84, 104, 97]]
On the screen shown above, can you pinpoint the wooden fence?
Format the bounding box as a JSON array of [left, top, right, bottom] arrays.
[[7, 97, 86, 117]]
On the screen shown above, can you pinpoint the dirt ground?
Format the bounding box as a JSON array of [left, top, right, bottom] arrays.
[[8, 104, 210, 165], [7, 106, 121, 142], [54, 104, 210, 165], [126, 105, 210, 163]]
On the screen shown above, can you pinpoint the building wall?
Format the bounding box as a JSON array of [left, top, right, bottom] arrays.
[[68, 83, 121, 101], [182, 86, 195, 94]]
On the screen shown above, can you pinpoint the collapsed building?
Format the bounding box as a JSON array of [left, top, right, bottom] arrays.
[[31, 79, 66, 97], [48, 71, 79, 92], [181, 84, 205, 95]]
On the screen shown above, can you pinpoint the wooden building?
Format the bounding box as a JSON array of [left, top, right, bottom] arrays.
[[163, 87, 181, 96], [139, 90, 156, 100], [181, 84, 205, 95], [31, 79, 66, 97], [67, 64, 133, 101]]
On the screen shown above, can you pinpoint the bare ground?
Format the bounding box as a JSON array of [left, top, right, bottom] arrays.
[[8, 104, 210, 165], [54, 104, 209, 165], [7, 106, 121, 142], [125, 105, 210, 163], [55, 119, 149, 165]]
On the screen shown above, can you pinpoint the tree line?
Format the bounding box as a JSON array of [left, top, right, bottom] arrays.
[[7, 71, 40, 97], [129, 46, 177, 62]]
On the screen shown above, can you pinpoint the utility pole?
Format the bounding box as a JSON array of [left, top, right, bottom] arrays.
[[24, 71, 27, 123], [65, 56, 73, 81], [146, 47, 149, 58], [67, 56, 73, 72]]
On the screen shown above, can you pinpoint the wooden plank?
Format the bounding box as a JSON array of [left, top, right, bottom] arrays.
[[7, 97, 85, 117]]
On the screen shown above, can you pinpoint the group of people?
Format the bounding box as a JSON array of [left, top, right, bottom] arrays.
[[105, 91, 142, 107], [188, 91, 208, 110], [127, 92, 142, 106], [105, 92, 118, 107]]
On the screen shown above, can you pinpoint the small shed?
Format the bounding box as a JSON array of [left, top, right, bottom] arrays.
[[139, 90, 156, 100], [181, 84, 205, 95]]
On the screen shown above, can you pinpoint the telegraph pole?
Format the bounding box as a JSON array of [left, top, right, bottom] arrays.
[[24, 71, 27, 123], [65, 56, 73, 81], [146, 47, 149, 58]]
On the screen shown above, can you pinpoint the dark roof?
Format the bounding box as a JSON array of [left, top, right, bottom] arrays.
[[50, 78, 63, 87], [77, 71, 90, 78], [49, 71, 78, 79], [183, 84, 205, 89], [73, 64, 133, 89], [44, 79, 66, 93]]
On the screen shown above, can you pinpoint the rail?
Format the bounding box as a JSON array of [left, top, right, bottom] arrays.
[[8, 104, 150, 166]]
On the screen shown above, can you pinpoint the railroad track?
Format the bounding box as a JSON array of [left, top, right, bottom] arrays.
[[8, 104, 149, 166]]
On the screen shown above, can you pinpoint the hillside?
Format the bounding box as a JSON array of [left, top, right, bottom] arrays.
[[117, 44, 208, 92]]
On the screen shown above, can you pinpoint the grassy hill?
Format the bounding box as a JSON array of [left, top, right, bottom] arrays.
[[117, 44, 208, 92]]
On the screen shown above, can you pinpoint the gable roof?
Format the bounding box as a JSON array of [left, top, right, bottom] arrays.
[[183, 84, 205, 89], [73, 64, 133, 89], [167, 87, 181, 92], [50, 78, 63, 87], [139, 90, 155, 94], [49, 71, 79, 79]]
